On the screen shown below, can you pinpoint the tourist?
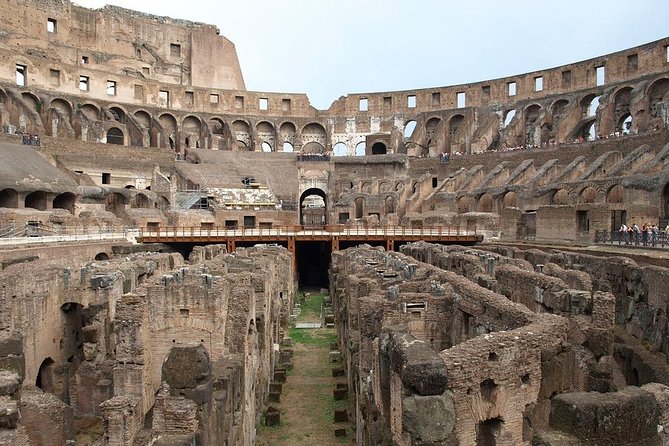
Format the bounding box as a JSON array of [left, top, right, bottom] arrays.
[[632, 223, 641, 245], [641, 223, 648, 246], [619, 223, 628, 244], [651, 225, 659, 246]]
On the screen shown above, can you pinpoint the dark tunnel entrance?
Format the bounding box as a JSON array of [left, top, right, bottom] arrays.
[[296, 241, 331, 288]]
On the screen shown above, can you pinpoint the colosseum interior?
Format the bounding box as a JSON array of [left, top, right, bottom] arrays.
[[0, 1, 669, 445]]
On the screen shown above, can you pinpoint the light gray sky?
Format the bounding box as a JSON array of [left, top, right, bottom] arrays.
[[75, 0, 669, 110]]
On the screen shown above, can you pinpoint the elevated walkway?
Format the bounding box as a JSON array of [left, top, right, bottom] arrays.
[[138, 225, 482, 252]]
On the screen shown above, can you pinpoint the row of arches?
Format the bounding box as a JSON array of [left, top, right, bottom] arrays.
[[0, 189, 76, 212], [5, 76, 668, 157], [454, 184, 626, 214], [406, 76, 668, 154], [0, 188, 167, 215], [552, 184, 624, 206]]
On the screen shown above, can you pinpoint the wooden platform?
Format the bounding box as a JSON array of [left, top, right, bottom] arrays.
[[138, 225, 483, 249]]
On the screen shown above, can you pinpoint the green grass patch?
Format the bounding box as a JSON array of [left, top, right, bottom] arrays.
[[300, 292, 325, 318], [290, 328, 337, 347]]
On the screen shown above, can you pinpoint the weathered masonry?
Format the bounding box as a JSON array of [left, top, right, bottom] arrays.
[[0, 244, 294, 445], [0, 0, 668, 444], [331, 242, 669, 445]]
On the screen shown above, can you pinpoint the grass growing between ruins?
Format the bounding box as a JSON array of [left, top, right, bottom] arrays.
[[289, 327, 336, 347], [255, 291, 353, 446]]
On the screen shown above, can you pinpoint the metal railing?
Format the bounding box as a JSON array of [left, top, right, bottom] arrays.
[[0, 222, 139, 246], [139, 225, 479, 239], [594, 229, 669, 248]]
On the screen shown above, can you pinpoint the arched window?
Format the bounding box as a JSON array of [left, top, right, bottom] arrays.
[[404, 121, 417, 138], [107, 127, 124, 145], [333, 142, 348, 156]]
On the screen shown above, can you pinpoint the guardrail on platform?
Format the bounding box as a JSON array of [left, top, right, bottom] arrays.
[[139, 225, 479, 239], [594, 229, 668, 248]]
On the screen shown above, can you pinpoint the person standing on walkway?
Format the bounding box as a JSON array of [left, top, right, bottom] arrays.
[[619, 223, 628, 244], [633, 223, 641, 245]]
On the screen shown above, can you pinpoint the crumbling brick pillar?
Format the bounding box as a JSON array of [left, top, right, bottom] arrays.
[[101, 395, 142, 446]]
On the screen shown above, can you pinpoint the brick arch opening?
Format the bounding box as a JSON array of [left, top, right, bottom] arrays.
[[300, 187, 326, 227], [106, 127, 124, 145], [371, 142, 387, 155], [0, 188, 18, 208], [25, 190, 47, 210], [53, 192, 75, 213]]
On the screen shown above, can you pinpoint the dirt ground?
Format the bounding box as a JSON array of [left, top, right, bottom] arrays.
[[256, 292, 353, 446]]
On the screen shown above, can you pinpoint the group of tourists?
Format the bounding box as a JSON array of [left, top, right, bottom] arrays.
[[21, 133, 40, 146], [618, 222, 667, 246]]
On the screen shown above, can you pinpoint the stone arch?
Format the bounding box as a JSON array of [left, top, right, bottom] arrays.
[[0, 188, 18, 208], [232, 119, 252, 150], [425, 117, 441, 141], [182, 115, 202, 148], [524, 104, 542, 145], [80, 103, 100, 121], [21, 92, 41, 112], [478, 193, 493, 212], [94, 252, 110, 261], [457, 196, 473, 213], [575, 118, 597, 141], [552, 189, 571, 205], [159, 113, 177, 130], [371, 142, 387, 155], [53, 192, 75, 213], [159, 113, 178, 150], [579, 186, 597, 204], [648, 78, 669, 127], [35, 357, 55, 392], [551, 99, 569, 121], [50, 98, 72, 120], [279, 121, 297, 146], [404, 120, 417, 138], [613, 87, 633, 133], [502, 191, 517, 208], [106, 127, 124, 145], [300, 187, 327, 226], [105, 192, 128, 217], [503, 109, 516, 128], [209, 117, 226, 135], [449, 114, 465, 135], [131, 193, 151, 209], [302, 141, 325, 154], [302, 123, 326, 147], [134, 110, 152, 128], [581, 94, 601, 118], [606, 184, 624, 203], [25, 191, 47, 210], [617, 113, 633, 134], [257, 121, 275, 150], [108, 106, 127, 123], [333, 142, 348, 156], [355, 141, 366, 156]]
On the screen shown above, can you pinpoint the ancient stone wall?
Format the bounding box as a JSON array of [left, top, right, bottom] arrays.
[[332, 242, 669, 445]]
